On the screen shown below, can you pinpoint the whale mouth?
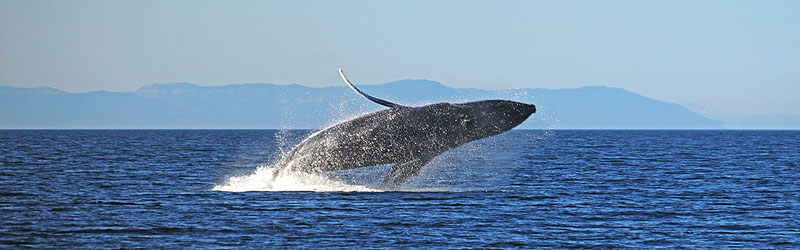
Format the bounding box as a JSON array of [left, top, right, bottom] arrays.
[[521, 103, 536, 115], [508, 101, 536, 120]]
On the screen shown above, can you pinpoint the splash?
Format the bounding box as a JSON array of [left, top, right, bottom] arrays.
[[212, 165, 382, 192], [213, 120, 384, 192]]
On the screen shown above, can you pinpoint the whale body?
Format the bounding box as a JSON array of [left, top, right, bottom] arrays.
[[276, 69, 536, 189]]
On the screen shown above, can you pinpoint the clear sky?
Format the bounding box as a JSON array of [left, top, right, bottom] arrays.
[[1, 0, 798, 116]]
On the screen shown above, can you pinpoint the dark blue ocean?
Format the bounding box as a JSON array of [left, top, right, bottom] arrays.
[[1, 130, 798, 249]]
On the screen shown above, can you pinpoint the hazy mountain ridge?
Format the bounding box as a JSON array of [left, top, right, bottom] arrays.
[[1, 80, 730, 129]]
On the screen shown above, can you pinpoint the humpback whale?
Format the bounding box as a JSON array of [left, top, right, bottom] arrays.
[[276, 69, 536, 189]]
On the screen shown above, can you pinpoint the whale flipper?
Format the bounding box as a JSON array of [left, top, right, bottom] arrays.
[[339, 68, 406, 109], [381, 157, 433, 189]]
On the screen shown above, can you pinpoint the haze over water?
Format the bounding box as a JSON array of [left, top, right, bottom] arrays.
[[2, 130, 798, 248]]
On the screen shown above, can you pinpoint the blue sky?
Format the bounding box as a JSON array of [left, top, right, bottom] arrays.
[[1, 0, 798, 116]]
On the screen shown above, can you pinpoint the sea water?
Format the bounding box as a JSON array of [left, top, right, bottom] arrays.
[[1, 130, 798, 248]]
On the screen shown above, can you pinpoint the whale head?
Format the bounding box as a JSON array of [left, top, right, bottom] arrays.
[[464, 100, 536, 136], [418, 100, 535, 147]]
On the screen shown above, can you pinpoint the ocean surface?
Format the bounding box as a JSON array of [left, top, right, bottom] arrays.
[[1, 130, 798, 249]]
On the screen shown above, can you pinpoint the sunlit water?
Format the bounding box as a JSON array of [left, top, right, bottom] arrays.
[[1, 130, 798, 248]]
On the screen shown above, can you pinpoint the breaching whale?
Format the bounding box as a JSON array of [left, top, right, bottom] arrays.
[[275, 69, 536, 189]]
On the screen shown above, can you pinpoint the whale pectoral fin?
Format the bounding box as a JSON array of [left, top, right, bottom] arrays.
[[380, 158, 432, 190], [339, 68, 406, 109]]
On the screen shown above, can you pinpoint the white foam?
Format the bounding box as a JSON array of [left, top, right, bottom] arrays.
[[212, 166, 381, 192]]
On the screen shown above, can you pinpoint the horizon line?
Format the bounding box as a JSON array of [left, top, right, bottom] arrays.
[[1, 81, 618, 95]]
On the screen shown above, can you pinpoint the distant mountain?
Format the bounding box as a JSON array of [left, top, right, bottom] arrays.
[[1, 81, 725, 129]]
